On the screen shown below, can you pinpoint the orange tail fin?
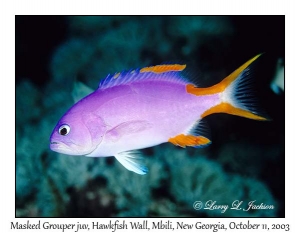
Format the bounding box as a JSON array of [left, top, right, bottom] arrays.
[[187, 54, 268, 121]]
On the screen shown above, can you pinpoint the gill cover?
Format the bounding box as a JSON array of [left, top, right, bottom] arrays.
[[82, 112, 107, 150]]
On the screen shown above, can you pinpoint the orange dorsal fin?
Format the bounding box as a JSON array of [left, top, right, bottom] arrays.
[[140, 64, 186, 74], [186, 54, 262, 96], [168, 134, 211, 148]]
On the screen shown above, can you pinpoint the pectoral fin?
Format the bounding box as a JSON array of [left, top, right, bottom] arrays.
[[106, 120, 152, 142], [115, 151, 148, 175]]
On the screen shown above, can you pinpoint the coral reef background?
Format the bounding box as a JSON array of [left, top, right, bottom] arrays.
[[15, 16, 284, 217]]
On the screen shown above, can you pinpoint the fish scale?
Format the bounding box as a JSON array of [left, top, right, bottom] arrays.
[[50, 54, 267, 175]]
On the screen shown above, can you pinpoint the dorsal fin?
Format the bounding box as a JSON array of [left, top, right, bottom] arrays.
[[98, 64, 188, 90], [140, 64, 186, 74]]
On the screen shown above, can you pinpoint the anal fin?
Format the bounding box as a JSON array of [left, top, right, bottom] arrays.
[[168, 119, 211, 148], [168, 134, 211, 148]]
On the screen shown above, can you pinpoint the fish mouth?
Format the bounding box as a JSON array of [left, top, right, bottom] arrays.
[[50, 141, 62, 150], [50, 141, 83, 155], [50, 141, 71, 153]]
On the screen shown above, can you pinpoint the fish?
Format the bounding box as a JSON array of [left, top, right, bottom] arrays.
[[270, 58, 284, 95], [50, 54, 267, 175]]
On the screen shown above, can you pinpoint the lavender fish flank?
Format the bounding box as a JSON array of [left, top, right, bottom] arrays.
[[50, 54, 266, 174]]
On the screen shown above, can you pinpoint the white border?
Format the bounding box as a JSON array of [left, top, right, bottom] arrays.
[[2, 0, 299, 232]]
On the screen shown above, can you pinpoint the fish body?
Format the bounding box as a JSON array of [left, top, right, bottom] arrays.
[[50, 54, 266, 174]]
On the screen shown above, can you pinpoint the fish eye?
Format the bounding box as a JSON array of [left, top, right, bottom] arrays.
[[58, 124, 70, 136]]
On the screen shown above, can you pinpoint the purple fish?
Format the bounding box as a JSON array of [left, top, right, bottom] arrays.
[[50, 54, 266, 174]]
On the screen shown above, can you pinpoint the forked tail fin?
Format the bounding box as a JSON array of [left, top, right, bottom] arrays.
[[187, 54, 268, 120]]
